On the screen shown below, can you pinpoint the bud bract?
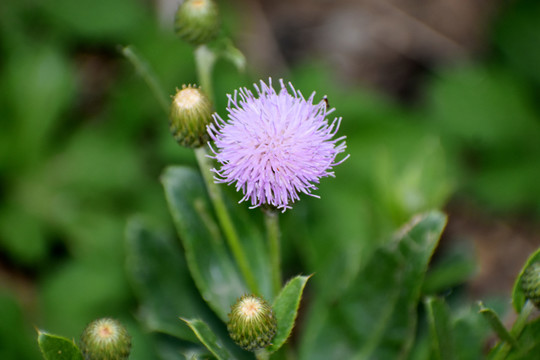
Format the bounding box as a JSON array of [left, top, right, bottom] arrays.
[[227, 295, 277, 352], [521, 262, 540, 309], [80, 318, 131, 360], [169, 85, 213, 148], [175, 0, 220, 46]]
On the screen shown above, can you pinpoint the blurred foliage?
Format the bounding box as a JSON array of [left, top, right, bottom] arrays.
[[0, 0, 192, 358], [1, 0, 540, 358]]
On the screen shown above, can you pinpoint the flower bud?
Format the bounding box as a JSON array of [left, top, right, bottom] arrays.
[[175, 0, 220, 46], [80, 318, 131, 360], [169, 85, 213, 148], [521, 262, 540, 309], [227, 295, 277, 352]]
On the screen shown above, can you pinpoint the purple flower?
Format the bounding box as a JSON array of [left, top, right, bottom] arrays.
[[207, 79, 348, 211]]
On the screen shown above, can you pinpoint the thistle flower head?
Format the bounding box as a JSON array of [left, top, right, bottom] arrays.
[[207, 79, 348, 211], [80, 318, 131, 360], [227, 295, 277, 351], [175, 0, 220, 46], [170, 84, 213, 148]]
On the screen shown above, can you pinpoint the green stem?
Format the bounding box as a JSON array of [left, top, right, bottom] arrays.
[[264, 208, 282, 295], [195, 44, 217, 103], [194, 147, 260, 294], [121, 46, 169, 113], [510, 300, 534, 337], [492, 300, 535, 360], [255, 349, 270, 360]]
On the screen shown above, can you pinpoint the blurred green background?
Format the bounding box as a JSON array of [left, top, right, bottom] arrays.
[[1, 0, 540, 358]]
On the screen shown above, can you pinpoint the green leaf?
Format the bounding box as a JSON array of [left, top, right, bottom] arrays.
[[161, 166, 246, 321], [266, 275, 310, 353], [422, 244, 477, 294], [425, 297, 456, 360], [182, 319, 234, 360], [299, 211, 447, 360], [512, 247, 540, 313], [478, 302, 518, 348], [37, 331, 82, 360], [125, 217, 215, 342]]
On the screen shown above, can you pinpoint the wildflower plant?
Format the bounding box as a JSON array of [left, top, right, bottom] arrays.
[[35, 1, 540, 359]]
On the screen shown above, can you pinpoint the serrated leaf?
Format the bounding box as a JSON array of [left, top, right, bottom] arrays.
[[512, 247, 540, 313], [265, 275, 310, 353], [162, 166, 247, 321], [425, 297, 456, 360], [125, 217, 214, 342], [299, 211, 447, 360], [182, 319, 234, 360], [37, 331, 82, 360]]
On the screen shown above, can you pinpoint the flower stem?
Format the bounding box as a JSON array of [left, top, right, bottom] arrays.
[[510, 300, 535, 336], [194, 147, 260, 294], [195, 44, 217, 103], [492, 300, 535, 360], [264, 208, 282, 295], [255, 349, 270, 360]]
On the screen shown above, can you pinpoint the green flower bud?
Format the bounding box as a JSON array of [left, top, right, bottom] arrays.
[[175, 0, 220, 46], [227, 295, 277, 352], [169, 85, 213, 148], [521, 262, 540, 309], [80, 318, 131, 360]]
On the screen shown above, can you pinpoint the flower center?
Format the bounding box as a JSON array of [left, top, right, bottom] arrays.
[[174, 88, 203, 109], [98, 325, 113, 339], [239, 298, 262, 319]]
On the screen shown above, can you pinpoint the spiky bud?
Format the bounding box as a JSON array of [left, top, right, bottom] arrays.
[[169, 85, 213, 148], [521, 262, 540, 309], [227, 295, 277, 352], [80, 318, 131, 360], [175, 0, 220, 46]]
